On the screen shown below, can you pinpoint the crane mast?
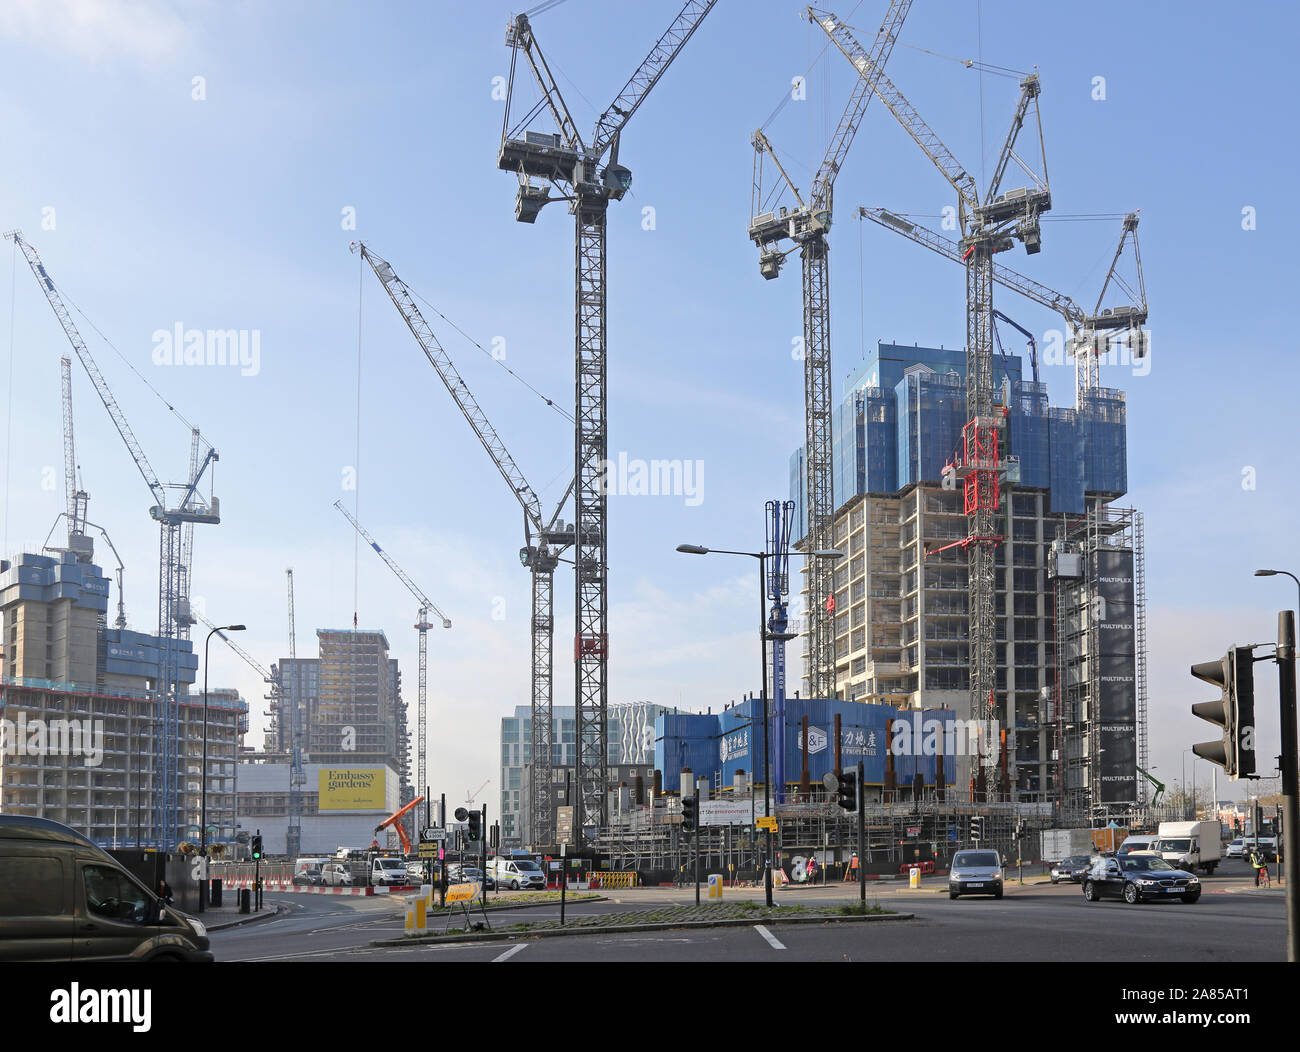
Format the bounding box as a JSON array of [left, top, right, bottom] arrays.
[[749, 2, 912, 702], [499, 2, 717, 841], [6, 229, 222, 847], [332, 499, 451, 807], [285, 569, 304, 858]]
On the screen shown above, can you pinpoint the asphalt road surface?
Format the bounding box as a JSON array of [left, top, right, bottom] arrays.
[[210, 857, 1286, 962]]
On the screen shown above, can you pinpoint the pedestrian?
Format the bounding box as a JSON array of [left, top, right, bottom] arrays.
[[156, 879, 174, 905], [1250, 849, 1269, 887], [806, 854, 818, 886]]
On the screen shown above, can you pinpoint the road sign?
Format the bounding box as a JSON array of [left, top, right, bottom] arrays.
[[821, 772, 839, 792], [421, 827, 446, 841], [757, 816, 778, 832], [906, 826, 921, 837], [417, 841, 439, 858], [446, 881, 480, 904]]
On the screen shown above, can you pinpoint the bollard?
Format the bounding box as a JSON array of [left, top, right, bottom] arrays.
[[707, 874, 723, 901], [909, 865, 921, 889], [238, 887, 250, 914], [404, 894, 427, 932]]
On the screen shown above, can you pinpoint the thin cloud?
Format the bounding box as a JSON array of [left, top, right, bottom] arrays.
[[0, 0, 188, 67]]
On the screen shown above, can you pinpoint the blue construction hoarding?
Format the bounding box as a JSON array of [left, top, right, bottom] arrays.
[[656, 698, 956, 793]]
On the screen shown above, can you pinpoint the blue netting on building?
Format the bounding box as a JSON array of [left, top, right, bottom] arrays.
[[896, 369, 965, 488], [1049, 407, 1086, 514], [1082, 387, 1127, 496], [791, 343, 1127, 525], [1007, 381, 1051, 489], [831, 395, 862, 510], [862, 387, 897, 492]]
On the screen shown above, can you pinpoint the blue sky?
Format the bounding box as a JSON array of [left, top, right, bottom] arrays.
[[1, 0, 1295, 806]]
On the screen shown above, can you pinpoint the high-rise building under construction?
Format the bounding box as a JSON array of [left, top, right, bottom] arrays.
[[789, 342, 1145, 817], [267, 629, 408, 796]]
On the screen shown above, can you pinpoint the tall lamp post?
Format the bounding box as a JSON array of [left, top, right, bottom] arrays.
[[676, 543, 842, 908], [200, 623, 245, 912], [1253, 569, 1299, 961]]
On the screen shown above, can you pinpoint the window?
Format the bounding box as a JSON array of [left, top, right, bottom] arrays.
[[82, 865, 149, 924]]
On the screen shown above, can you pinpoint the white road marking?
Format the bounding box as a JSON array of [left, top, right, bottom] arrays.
[[754, 925, 785, 950], [493, 943, 529, 962]]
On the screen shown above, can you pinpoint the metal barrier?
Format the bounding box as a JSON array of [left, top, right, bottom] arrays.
[[594, 871, 638, 889]]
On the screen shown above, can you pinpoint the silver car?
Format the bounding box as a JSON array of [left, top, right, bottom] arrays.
[[949, 849, 1004, 899]]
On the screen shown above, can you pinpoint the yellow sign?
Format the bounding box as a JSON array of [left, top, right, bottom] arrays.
[[757, 817, 779, 832], [317, 768, 386, 811], [446, 881, 480, 904]]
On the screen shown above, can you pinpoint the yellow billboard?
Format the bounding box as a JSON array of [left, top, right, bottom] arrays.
[[318, 768, 386, 811]]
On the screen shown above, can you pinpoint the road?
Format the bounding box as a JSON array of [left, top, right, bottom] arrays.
[[210, 857, 1287, 962]]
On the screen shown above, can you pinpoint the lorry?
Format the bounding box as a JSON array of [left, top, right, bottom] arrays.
[[1153, 821, 1221, 874], [1041, 828, 1097, 862]]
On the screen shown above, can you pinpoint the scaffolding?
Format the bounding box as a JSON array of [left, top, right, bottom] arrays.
[[1051, 504, 1144, 822]]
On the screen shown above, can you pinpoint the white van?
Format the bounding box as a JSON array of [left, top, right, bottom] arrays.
[[293, 857, 330, 885], [491, 857, 546, 890], [321, 862, 354, 887], [1115, 835, 1156, 857]]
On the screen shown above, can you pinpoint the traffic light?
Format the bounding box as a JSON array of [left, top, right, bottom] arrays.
[[969, 817, 983, 841], [681, 795, 697, 834], [835, 769, 857, 812], [466, 809, 482, 842], [251, 834, 263, 860], [1191, 645, 1256, 778]]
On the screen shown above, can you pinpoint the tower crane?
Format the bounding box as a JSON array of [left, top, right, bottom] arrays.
[[816, 14, 1053, 799], [41, 355, 129, 632], [332, 499, 452, 807], [497, 2, 717, 842], [465, 779, 489, 807], [748, 2, 913, 701], [352, 242, 570, 848], [856, 206, 1147, 403], [58, 356, 92, 558], [6, 229, 221, 847], [285, 569, 305, 858]]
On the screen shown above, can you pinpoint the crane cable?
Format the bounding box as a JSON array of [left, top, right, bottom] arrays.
[[405, 284, 575, 425], [353, 249, 364, 634]]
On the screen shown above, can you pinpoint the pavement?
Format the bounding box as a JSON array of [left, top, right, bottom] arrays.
[[192, 896, 288, 931]]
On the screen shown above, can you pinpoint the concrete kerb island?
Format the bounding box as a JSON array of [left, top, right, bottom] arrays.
[[370, 903, 914, 947]]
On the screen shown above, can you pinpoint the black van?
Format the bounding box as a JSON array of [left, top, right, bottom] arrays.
[[0, 816, 213, 962]]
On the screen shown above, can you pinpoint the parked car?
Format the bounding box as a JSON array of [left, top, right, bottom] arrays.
[[1081, 853, 1200, 904], [1050, 855, 1092, 884], [447, 864, 494, 891], [1226, 839, 1246, 859], [948, 850, 1004, 899], [292, 868, 323, 886], [321, 862, 353, 887], [0, 815, 213, 962]]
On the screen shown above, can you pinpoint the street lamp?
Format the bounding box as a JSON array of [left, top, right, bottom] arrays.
[[200, 623, 245, 912], [676, 542, 843, 908]]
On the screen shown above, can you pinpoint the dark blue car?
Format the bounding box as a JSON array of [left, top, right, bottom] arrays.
[[1082, 853, 1201, 904]]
